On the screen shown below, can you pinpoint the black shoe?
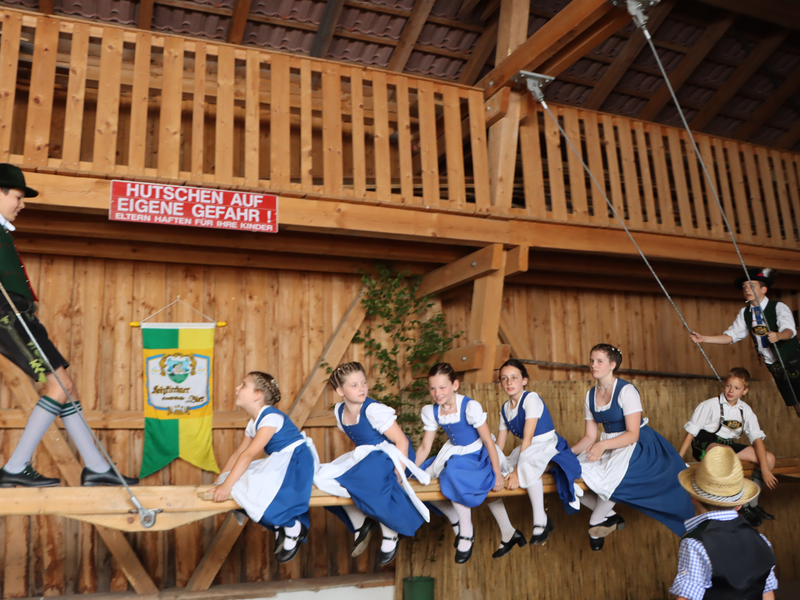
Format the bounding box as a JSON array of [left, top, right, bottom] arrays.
[[81, 467, 139, 487], [753, 504, 775, 521], [589, 536, 604, 551], [276, 523, 308, 563], [492, 529, 527, 558], [588, 514, 626, 538], [377, 535, 400, 566], [454, 534, 474, 564], [351, 518, 377, 557], [451, 521, 460, 549], [530, 517, 555, 545], [0, 465, 60, 488], [739, 505, 762, 527], [274, 527, 285, 554]]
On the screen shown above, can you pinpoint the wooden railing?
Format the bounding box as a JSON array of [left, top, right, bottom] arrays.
[[2, 9, 800, 249]]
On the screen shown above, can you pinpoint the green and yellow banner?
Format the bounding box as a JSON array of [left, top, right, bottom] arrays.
[[140, 323, 220, 478]]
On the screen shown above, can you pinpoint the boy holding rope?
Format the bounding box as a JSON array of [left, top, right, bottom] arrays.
[[0, 164, 138, 488], [690, 267, 800, 419]]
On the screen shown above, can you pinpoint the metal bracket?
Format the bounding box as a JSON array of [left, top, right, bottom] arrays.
[[512, 71, 554, 103], [608, 0, 660, 29], [129, 503, 162, 528]]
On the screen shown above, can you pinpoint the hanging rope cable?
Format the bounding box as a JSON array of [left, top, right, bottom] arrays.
[[518, 71, 722, 382], [631, 3, 800, 405]]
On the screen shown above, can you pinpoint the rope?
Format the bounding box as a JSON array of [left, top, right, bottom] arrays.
[[529, 91, 723, 382], [0, 281, 158, 528], [637, 20, 799, 406]]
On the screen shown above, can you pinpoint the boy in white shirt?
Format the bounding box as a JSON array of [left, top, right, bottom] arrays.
[[678, 367, 776, 528]]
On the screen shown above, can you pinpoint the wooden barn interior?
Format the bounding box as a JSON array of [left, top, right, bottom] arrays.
[[0, 0, 799, 598]]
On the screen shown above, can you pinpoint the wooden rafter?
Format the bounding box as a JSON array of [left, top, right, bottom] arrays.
[[733, 62, 800, 141], [583, 0, 675, 110], [417, 244, 505, 297], [478, 0, 612, 99], [637, 12, 736, 122], [227, 0, 252, 45], [698, 0, 800, 30], [690, 29, 788, 131], [39, 0, 53, 14], [138, 0, 154, 30], [310, 0, 346, 58], [388, 0, 436, 72], [458, 18, 499, 85], [776, 120, 800, 151], [458, 0, 483, 19]]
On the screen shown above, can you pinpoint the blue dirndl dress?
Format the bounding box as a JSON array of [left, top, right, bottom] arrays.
[[421, 396, 495, 508], [323, 398, 427, 537], [225, 406, 317, 531], [501, 391, 582, 513], [579, 379, 694, 536]]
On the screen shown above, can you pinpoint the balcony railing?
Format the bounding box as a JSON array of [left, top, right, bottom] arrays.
[[2, 9, 800, 249]]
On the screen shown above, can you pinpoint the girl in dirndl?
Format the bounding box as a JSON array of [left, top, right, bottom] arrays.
[[493, 359, 582, 557], [212, 372, 319, 563], [414, 362, 507, 564], [571, 344, 694, 551], [314, 361, 430, 566]]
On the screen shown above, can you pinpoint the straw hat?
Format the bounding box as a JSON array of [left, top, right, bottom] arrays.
[[678, 446, 760, 507]]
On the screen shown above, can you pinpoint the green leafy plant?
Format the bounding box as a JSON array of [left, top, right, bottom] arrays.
[[353, 264, 461, 441]]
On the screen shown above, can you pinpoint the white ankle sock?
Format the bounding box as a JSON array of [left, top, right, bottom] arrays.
[[432, 500, 460, 536], [4, 397, 60, 473], [379, 524, 398, 552], [282, 520, 301, 551], [488, 500, 515, 543], [453, 502, 473, 552], [527, 477, 547, 535], [60, 402, 109, 473], [343, 505, 366, 535]]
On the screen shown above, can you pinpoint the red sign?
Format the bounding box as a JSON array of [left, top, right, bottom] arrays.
[[109, 180, 278, 233]]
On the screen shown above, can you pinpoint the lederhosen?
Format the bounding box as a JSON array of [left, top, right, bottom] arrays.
[[0, 226, 68, 382], [690, 397, 748, 461], [744, 301, 800, 407], [682, 517, 775, 600]]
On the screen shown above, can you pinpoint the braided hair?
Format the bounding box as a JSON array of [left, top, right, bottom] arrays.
[[328, 361, 366, 390], [246, 371, 281, 406], [590, 343, 623, 370]]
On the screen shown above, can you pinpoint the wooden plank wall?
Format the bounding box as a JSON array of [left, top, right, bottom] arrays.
[[1, 254, 799, 597], [396, 380, 800, 600]]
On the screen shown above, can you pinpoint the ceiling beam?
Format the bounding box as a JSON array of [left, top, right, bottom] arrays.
[[387, 0, 436, 72], [733, 62, 800, 141], [458, 18, 499, 85], [138, 0, 154, 30], [776, 120, 800, 151], [538, 8, 631, 78], [39, 0, 53, 14], [637, 12, 736, 122], [227, 0, 252, 45], [690, 29, 788, 131], [697, 0, 800, 31], [583, 0, 675, 110], [458, 0, 483, 19], [309, 0, 346, 58], [478, 0, 612, 99]]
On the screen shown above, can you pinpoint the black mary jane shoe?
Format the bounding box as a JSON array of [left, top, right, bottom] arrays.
[[377, 535, 400, 566], [739, 505, 762, 528], [0, 465, 60, 488], [81, 466, 139, 487], [530, 518, 555, 545], [589, 536, 604, 551], [274, 527, 285, 554], [351, 518, 377, 557], [587, 514, 626, 538], [454, 534, 475, 564], [276, 524, 309, 563], [753, 504, 775, 521], [492, 529, 527, 558], [451, 521, 460, 549]]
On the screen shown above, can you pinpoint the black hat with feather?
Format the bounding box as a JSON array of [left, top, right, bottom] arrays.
[[734, 267, 776, 289]]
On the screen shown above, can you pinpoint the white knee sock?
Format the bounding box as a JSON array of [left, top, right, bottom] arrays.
[[527, 478, 547, 535], [589, 498, 617, 527], [282, 519, 301, 551], [488, 499, 515, 543], [379, 523, 398, 552], [60, 402, 110, 473], [432, 500, 460, 536], [4, 396, 61, 473], [343, 505, 366, 535], [453, 502, 473, 552]]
